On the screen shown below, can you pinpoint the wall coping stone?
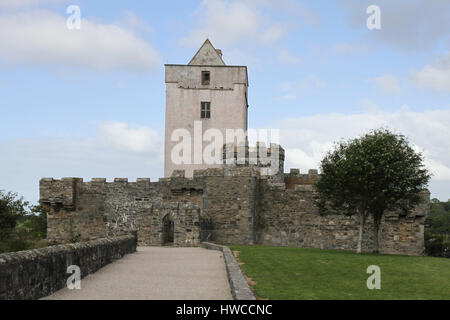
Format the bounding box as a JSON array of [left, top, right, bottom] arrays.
[[201, 242, 255, 300], [0, 235, 137, 300]]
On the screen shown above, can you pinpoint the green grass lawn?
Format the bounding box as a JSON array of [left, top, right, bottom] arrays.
[[229, 245, 450, 300]]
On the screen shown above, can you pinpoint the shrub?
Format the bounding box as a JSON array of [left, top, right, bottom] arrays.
[[0, 238, 30, 254], [425, 232, 450, 258]]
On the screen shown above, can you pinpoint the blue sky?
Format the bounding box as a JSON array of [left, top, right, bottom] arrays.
[[1, 0, 449, 203]]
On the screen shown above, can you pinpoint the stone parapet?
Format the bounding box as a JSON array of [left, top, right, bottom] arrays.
[[0, 235, 137, 300], [201, 242, 255, 300]]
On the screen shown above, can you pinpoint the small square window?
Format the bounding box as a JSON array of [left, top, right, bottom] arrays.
[[201, 102, 211, 119], [202, 71, 210, 85]]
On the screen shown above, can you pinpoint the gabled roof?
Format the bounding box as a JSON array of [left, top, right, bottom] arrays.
[[188, 39, 226, 66]]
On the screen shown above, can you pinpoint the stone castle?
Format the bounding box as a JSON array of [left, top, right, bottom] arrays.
[[40, 40, 429, 255]]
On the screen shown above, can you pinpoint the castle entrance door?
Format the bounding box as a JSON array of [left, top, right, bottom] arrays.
[[162, 214, 174, 244]]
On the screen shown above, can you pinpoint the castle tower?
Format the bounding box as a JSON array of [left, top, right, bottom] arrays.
[[164, 39, 249, 177]]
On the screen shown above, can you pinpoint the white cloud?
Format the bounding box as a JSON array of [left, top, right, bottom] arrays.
[[297, 75, 325, 90], [0, 122, 163, 203], [277, 49, 302, 65], [360, 98, 380, 113], [98, 122, 162, 154], [180, 0, 287, 47], [280, 93, 297, 100], [220, 48, 261, 67], [243, 0, 320, 26], [274, 108, 450, 199], [280, 75, 325, 98], [0, 10, 161, 72], [0, 0, 65, 10], [259, 24, 285, 44], [370, 75, 402, 94], [410, 52, 450, 92], [119, 10, 153, 34], [331, 42, 372, 55], [425, 157, 450, 181]]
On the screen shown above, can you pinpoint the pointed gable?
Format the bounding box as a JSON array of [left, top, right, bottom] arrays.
[[188, 39, 226, 66]]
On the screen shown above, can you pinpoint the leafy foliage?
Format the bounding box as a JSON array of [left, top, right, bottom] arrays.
[[315, 128, 431, 252], [425, 199, 450, 257], [0, 190, 47, 254], [428, 199, 450, 235], [0, 190, 28, 241]]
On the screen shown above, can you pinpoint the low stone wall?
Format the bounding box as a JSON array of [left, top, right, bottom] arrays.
[[0, 235, 137, 300], [202, 242, 255, 300]]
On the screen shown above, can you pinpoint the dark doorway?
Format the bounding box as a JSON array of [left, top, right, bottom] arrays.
[[162, 214, 174, 244]]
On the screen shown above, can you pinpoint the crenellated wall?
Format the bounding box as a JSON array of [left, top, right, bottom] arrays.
[[40, 176, 204, 247], [40, 143, 430, 256], [257, 172, 429, 255]]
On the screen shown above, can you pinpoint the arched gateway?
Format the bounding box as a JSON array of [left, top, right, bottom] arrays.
[[162, 214, 174, 244]]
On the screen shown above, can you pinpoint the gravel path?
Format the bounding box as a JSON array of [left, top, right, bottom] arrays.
[[42, 247, 232, 300]]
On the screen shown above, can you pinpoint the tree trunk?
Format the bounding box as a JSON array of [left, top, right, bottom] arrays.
[[356, 213, 366, 254], [373, 223, 379, 254], [373, 213, 382, 254]]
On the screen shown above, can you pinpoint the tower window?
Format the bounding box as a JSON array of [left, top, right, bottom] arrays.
[[201, 102, 211, 119], [201, 71, 210, 85]]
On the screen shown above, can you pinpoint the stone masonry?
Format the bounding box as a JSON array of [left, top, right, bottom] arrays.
[[40, 143, 430, 256], [0, 235, 136, 300]]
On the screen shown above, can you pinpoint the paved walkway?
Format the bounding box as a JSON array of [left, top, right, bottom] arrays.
[[43, 247, 232, 300]]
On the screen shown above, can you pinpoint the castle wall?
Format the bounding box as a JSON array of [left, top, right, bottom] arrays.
[[257, 180, 376, 251], [40, 166, 429, 255], [257, 172, 429, 255], [378, 193, 429, 255], [40, 176, 203, 247], [199, 167, 258, 245], [40, 178, 106, 243]]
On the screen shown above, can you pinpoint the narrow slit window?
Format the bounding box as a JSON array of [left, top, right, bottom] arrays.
[[201, 102, 211, 119], [201, 71, 210, 85]]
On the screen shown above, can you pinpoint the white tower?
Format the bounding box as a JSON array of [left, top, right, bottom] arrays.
[[164, 39, 249, 177]]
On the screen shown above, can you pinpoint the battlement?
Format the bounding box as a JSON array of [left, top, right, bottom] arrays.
[[172, 166, 262, 179], [284, 168, 320, 189], [40, 177, 156, 208], [222, 141, 285, 162], [222, 142, 285, 177], [39, 177, 82, 209], [40, 158, 430, 256], [41, 177, 154, 184], [40, 178, 155, 185]]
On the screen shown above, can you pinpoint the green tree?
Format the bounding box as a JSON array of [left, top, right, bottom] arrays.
[[425, 199, 450, 257], [0, 191, 49, 253], [0, 190, 29, 240], [15, 205, 47, 240], [315, 129, 431, 253], [428, 199, 450, 235]]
